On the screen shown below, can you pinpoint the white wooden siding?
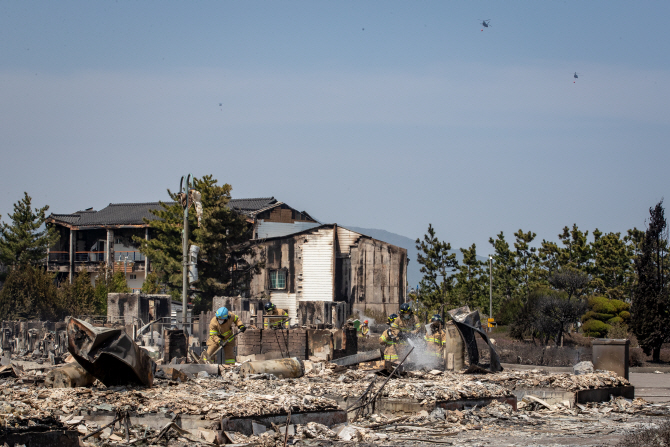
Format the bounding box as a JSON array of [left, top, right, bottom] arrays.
[[336, 227, 363, 257], [300, 228, 334, 302], [270, 292, 297, 324]]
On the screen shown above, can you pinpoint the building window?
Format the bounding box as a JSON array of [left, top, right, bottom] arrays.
[[270, 270, 286, 290], [129, 274, 137, 280]]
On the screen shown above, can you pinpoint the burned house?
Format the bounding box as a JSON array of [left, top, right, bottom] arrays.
[[248, 224, 408, 321]]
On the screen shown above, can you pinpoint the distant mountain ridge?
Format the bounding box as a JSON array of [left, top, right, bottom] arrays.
[[343, 225, 488, 290]]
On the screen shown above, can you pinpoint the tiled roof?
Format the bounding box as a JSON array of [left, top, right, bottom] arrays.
[[48, 203, 165, 227], [49, 197, 295, 227], [228, 197, 277, 216], [77, 203, 164, 226], [49, 213, 83, 225]]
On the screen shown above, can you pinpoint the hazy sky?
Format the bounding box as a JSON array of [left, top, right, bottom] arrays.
[[1, 1, 669, 254]]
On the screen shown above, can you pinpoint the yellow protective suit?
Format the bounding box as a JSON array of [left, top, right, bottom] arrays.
[[379, 327, 403, 361], [204, 314, 244, 364], [263, 308, 289, 329], [424, 325, 447, 359]]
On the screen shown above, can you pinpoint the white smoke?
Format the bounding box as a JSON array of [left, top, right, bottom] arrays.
[[354, 309, 377, 326]]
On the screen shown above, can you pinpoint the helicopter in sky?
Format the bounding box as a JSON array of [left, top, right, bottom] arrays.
[[573, 72, 579, 79], [480, 19, 491, 30]]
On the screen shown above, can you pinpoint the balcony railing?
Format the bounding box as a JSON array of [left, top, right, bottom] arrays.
[[115, 251, 146, 262], [75, 251, 105, 262], [48, 250, 146, 264], [48, 251, 69, 262]]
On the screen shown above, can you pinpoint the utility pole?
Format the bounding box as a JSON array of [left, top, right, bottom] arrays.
[[489, 255, 493, 333], [181, 174, 191, 328]]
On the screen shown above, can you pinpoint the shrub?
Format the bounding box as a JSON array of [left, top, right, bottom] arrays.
[[0, 265, 60, 320], [588, 296, 617, 314], [607, 321, 628, 339], [629, 347, 645, 367], [619, 310, 631, 320], [582, 311, 615, 322], [495, 297, 523, 326], [611, 298, 630, 313], [607, 316, 624, 325], [582, 319, 610, 337]]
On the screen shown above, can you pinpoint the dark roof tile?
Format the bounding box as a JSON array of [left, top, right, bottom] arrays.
[[77, 203, 164, 226], [228, 197, 276, 216]]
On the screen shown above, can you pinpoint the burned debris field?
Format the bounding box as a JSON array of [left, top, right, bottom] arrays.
[[2, 310, 670, 447]]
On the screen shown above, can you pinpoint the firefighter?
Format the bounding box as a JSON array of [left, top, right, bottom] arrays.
[[263, 302, 289, 329], [359, 320, 370, 338], [392, 303, 422, 335], [424, 314, 447, 360], [390, 303, 422, 361], [379, 314, 401, 361], [203, 307, 246, 365]]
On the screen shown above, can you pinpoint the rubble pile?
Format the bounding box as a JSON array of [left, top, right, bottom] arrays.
[[0, 333, 658, 447], [214, 396, 670, 446], [215, 365, 514, 405], [0, 376, 339, 421], [483, 368, 631, 391]]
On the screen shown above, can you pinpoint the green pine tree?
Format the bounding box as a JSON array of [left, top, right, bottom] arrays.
[[630, 200, 669, 362], [590, 229, 634, 300], [557, 224, 592, 270], [488, 231, 518, 322], [454, 244, 487, 311], [538, 239, 561, 277], [0, 192, 59, 268], [135, 175, 261, 313], [141, 272, 163, 294], [415, 224, 458, 310], [192, 175, 260, 311], [513, 229, 540, 302], [92, 266, 130, 315]]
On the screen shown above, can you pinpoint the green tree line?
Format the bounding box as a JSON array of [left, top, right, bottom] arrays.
[[415, 200, 669, 360], [0, 193, 130, 320]]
